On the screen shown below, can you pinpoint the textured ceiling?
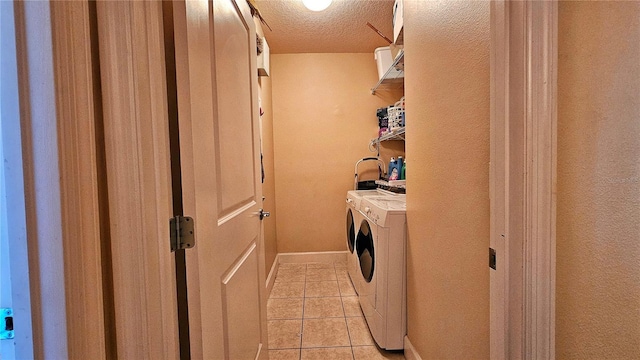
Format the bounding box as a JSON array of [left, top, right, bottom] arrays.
[[254, 0, 395, 54]]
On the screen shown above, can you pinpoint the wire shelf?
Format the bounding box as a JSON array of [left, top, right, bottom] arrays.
[[371, 50, 405, 95]]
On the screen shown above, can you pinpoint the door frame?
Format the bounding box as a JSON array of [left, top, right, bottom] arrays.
[[1, 2, 35, 358], [5, 1, 107, 358], [8, 1, 182, 358], [490, 1, 557, 359], [12, 1, 267, 358]]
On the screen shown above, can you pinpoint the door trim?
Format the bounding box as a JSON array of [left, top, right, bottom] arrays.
[[490, 1, 557, 359], [522, 2, 557, 357], [49, 2, 108, 358], [1, 2, 36, 358], [95, 2, 179, 358], [10, 2, 108, 358]]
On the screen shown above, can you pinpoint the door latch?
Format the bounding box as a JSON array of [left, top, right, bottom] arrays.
[[1, 308, 14, 340], [170, 216, 195, 252], [489, 247, 497, 270], [259, 209, 270, 220]]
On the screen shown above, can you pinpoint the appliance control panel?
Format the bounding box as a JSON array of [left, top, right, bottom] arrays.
[[364, 205, 384, 225], [361, 197, 406, 227]]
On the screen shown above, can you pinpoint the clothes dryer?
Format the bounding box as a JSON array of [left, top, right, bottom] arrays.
[[345, 189, 399, 295], [356, 196, 406, 350]]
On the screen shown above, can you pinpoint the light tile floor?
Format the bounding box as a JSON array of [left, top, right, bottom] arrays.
[[268, 261, 405, 360]]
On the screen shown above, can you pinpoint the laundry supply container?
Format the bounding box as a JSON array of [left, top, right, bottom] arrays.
[[374, 47, 404, 80]]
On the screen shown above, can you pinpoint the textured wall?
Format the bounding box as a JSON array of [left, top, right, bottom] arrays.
[[557, 2, 640, 358], [271, 53, 403, 253], [404, 1, 490, 358]]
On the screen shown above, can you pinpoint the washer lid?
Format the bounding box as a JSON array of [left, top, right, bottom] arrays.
[[364, 197, 406, 211], [347, 189, 399, 210]]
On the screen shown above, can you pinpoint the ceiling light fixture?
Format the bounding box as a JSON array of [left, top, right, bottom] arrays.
[[302, 0, 332, 12]]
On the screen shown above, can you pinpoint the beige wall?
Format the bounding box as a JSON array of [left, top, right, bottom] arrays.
[[271, 53, 403, 253], [404, 1, 490, 358], [557, 2, 640, 358]]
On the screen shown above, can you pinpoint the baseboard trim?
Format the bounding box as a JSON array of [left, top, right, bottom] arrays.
[[277, 251, 348, 264], [266, 256, 279, 297], [404, 336, 422, 360]]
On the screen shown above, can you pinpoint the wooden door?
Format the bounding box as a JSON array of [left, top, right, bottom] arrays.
[[172, 1, 268, 359]]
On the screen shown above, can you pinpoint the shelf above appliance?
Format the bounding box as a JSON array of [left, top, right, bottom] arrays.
[[370, 127, 405, 149], [371, 50, 404, 95]]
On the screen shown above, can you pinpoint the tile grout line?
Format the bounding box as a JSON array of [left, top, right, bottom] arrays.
[[299, 263, 307, 360], [334, 262, 358, 359], [270, 265, 306, 354]]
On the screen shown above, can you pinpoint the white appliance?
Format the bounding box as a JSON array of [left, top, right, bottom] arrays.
[[393, 0, 404, 45], [345, 189, 400, 295], [356, 196, 406, 350]]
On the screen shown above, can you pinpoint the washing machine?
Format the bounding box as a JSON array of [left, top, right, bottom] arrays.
[[345, 189, 400, 295], [356, 196, 406, 350]]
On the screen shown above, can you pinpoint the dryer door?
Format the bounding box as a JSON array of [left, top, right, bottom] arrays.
[[346, 208, 355, 254], [356, 220, 375, 283]]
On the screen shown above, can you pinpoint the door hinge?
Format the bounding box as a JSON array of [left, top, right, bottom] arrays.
[[170, 216, 195, 252], [1, 308, 13, 340]]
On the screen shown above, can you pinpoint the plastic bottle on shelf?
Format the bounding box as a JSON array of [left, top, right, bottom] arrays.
[[401, 160, 406, 180], [389, 167, 399, 181], [388, 157, 396, 179]]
